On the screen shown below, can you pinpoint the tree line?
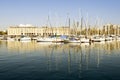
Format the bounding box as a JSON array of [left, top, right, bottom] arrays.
[[0, 31, 7, 35]]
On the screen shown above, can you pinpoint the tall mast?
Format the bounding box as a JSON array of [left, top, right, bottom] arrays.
[[67, 13, 70, 36], [47, 13, 53, 36], [86, 13, 89, 36], [65, 13, 70, 36], [80, 9, 83, 35]]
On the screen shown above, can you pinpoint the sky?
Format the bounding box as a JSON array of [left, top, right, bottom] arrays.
[[0, 0, 120, 29]]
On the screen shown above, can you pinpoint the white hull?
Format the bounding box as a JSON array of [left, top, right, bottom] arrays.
[[105, 37, 113, 41], [37, 38, 63, 42], [91, 35, 105, 42], [80, 38, 90, 43], [116, 38, 120, 41], [7, 37, 15, 41], [64, 39, 81, 43], [52, 38, 64, 42], [91, 38, 105, 42], [105, 36, 114, 41], [69, 40, 81, 43], [91, 39, 105, 42], [37, 38, 54, 42], [20, 37, 31, 41]]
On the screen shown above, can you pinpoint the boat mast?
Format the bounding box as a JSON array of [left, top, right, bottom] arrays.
[[66, 13, 71, 37], [86, 13, 89, 37], [68, 15, 71, 36], [80, 10, 83, 36], [47, 13, 53, 36]]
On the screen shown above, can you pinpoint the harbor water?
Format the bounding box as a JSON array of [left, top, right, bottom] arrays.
[[0, 41, 120, 80]]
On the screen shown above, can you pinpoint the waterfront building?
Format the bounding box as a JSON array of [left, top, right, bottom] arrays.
[[7, 24, 70, 37], [104, 24, 120, 35]]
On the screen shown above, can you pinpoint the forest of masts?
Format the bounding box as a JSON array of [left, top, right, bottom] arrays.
[[67, 17, 120, 36]]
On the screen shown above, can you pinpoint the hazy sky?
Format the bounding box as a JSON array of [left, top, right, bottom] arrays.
[[0, 0, 120, 29]]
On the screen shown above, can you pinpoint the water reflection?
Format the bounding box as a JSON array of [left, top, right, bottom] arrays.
[[7, 41, 62, 52], [6, 41, 120, 64], [1, 41, 120, 79]]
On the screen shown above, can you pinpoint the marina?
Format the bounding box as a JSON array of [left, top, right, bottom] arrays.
[[3, 34, 120, 43], [0, 0, 120, 80]]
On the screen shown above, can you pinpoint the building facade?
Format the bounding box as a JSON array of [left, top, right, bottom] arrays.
[[104, 24, 120, 35], [7, 24, 70, 37]]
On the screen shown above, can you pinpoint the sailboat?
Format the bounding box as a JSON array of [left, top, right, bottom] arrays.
[[64, 16, 81, 43], [79, 13, 90, 43], [37, 14, 53, 42], [91, 17, 105, 42], [37, 15, 63, 43]]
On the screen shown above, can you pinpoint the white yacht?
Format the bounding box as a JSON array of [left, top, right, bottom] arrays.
[[64, 37, 81, 43], [91, 35, 105, 42], [52, 37, 64, 43], [116, 36, 120, 41], [105, 36, 113, 41], [79, 35, 90, 43], [37, 37, 54, 42], [37, 37, 63, 43], [80, 38, 90, 43], [7, 37, 15, 41], [20, 36, 31, 41]]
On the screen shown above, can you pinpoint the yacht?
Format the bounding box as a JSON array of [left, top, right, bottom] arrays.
[[105, 36, 113, 41], [79, 35, 90, 43], [116, 35, 120, 41], [91, 35, 105, 42], [37, 37, 54, 42], [64, 37, 81, 43], [80, 38, 90, 43], [7, 37, 15, 41], [52, 37, 64, 43], [37, 37, 63, 43], [20, 36, 31, 41]]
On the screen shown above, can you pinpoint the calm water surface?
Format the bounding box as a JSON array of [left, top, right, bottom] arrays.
[[0, 41, 120, 80]]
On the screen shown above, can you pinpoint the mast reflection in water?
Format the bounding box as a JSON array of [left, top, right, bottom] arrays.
[[0, 41, 120, 80]]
